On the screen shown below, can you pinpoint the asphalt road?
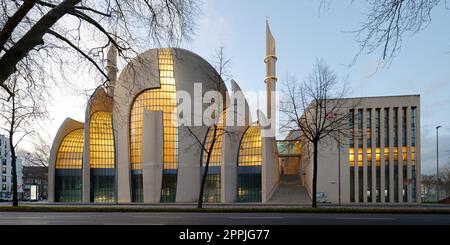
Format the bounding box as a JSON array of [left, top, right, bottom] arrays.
[[0, 212, 450, 225]]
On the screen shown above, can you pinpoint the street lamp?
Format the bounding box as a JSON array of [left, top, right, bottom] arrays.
[[436, 125, 441, 202]]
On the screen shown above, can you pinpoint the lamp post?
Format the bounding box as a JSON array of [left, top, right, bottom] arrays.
[[436, 125, 441, 202]]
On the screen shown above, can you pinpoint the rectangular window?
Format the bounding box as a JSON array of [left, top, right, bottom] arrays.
[[411, 107, 416, 147], [393, 108, 398, 147], [349, 148, 355, 203], [375, 109, 381, 147], [367, 148, 372, 202], [358, 109, 363, 148], [1, 184, 6, 191], [1, 175, 5, 182], [402, 107, 407, 147], [349, 110, 354, 147], [403, 166, 408, 202], [366, 109, 372, 148], [1, 167, 6, 174], [357, 148, 363, 202], [394, 160, 399, 202], [384, 108, 389, 147], [2, 159, 5, 166]]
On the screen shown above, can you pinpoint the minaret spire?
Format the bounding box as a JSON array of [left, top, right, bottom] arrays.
[[265, 18, 277, 120], [105, 43, 118, 96]]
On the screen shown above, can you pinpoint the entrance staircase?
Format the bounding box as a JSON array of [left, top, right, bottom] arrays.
[[268, 175, 311, 204]]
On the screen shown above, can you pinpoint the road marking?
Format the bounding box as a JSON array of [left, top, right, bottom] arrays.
[[46, 216, 91, 219], [103, 223, 165, 225], [131, 216, 183, 219], [336, 217, 395, 220], [228, 216, 284, 219]]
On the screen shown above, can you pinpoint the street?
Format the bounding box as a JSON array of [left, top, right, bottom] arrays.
[[0, 212, 450, 225]]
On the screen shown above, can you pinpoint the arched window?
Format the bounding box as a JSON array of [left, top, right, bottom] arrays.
[[55, 129, 84, 202], [237, 124, 262, 202], [201, 110, 227, 203], [90, 111, 115, 203], [129, 49, 178, 202]]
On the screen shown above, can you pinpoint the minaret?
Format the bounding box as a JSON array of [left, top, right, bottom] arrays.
[[264, 19, 277, 120], [105, 44, 118, 96]]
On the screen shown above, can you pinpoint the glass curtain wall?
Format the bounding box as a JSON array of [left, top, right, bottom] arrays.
[[55, 129, 84, 202], [90, 111, 115, 203], [237, 124, 262, 202], [129, 49, 178, 202]]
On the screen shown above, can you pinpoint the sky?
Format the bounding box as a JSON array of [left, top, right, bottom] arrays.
[[33, 0, 450, 175]]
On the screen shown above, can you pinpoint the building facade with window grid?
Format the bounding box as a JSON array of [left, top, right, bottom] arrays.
[[314, 95, 421, 204], [0, 135, 23, 200]]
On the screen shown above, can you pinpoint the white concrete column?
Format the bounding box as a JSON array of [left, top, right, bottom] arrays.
[[380, 108, 386, 203], [259, 110, 279, 203], [415, 104, 421, 203], [142, 110, 164, 203], [353, 110, 359, 203], [116, 117, 131, 203], [176, 126, 203, 203], [221, 127, 243, 203], [388, 107, 395, 203], [406, 107, 412, 203], [362, 109, 368, 203], [398, 108, 404, 203], [371, 109, 376, 203]]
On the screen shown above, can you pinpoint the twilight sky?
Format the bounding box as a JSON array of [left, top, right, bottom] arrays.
[[40, 0, 450, 175]]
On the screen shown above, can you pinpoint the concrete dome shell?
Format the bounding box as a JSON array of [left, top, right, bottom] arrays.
[[114, 48, 228, 106]]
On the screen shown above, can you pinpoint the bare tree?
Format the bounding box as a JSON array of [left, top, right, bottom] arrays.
[[18, 134, 51, 168], [181, 46, 231, 208], [0, 73, 47, 207], [352, 0, 444, 64], [280, 59, 352, 208], [0, 0, 199, 97], [318, 0, 447, 65]]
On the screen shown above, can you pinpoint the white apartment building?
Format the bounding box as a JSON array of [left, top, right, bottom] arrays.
[[0, 135, 23, 200]]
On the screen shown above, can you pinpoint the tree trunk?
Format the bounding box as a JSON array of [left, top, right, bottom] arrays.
[[0, 0, 81, 86], [197, 125, 218, 209], [9, 136, 18, 207], [312, 140, 318, 208]]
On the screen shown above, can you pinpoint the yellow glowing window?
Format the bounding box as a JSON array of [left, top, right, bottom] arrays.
[[90, 112, 115, 169], [129, 49, 178, 171], [202, 110, 227, 167], [384, 147, 390, 161], [349, 148, 355, 166], [239, 124, 262, 167], [56, 129, 84, 169], [366, 148, 372, 161], [402, 146, 408, 161]]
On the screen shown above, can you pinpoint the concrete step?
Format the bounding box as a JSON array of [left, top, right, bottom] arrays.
[[268, 175, 311, 204]]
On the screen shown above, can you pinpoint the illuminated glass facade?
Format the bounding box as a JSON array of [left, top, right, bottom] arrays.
[[201, 111, 226, 203], [55, 129, 84, 202], [89, 111, 115, 203], [129, 49, 178, 203], [237, 124, 262, 202], [348, 103, 419, 204]]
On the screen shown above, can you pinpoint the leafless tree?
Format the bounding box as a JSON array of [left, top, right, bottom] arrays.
[[280, 59, 352, 208], [18, 133, 51, 168], [0, 0, 199, 97], [318, 0, 447, 65], [352, 0, 444, 64], [181, 46, 232, 208], [0, 73, 47, 207]]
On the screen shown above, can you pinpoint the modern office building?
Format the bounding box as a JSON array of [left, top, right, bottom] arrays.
[[48, 21, 421, 204], [298, 96, 421, 204], [0, 135, 23, 200]]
